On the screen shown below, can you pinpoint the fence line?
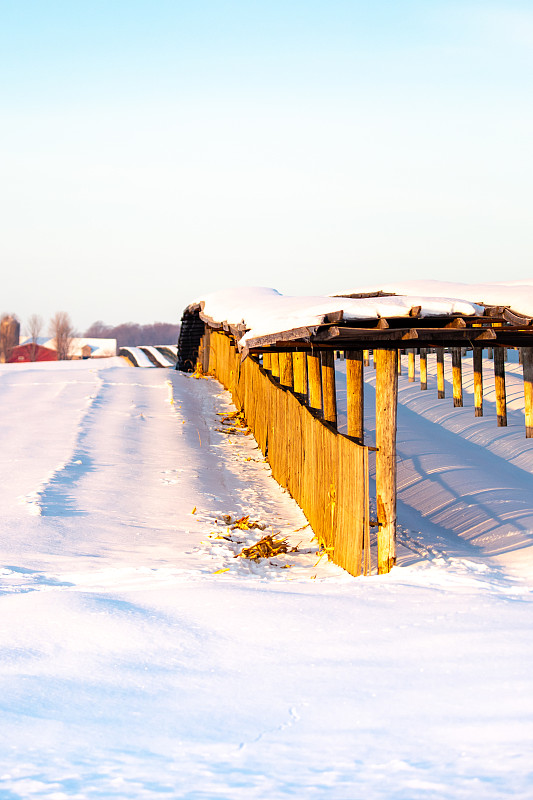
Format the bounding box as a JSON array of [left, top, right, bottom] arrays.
[[203, 331, 370, 577]]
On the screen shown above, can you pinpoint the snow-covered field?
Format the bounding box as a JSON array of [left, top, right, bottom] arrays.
[[1, 356, 532, 799]]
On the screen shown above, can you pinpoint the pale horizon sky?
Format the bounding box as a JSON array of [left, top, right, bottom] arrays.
[[1, 0, 532, 333]]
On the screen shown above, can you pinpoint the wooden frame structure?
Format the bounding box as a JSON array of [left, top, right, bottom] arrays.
[[178, 298, 533, 577]]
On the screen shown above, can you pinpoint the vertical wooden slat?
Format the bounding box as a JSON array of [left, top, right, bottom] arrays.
[[419, 348, 427, 390], [262, 352, 271, 372], [363, 447, 370, 576], [408, 349, 415, 382], [452, 347, 463, 407], [346, 350, 364, 441], [279, 351, 294, 388], [375, 349, 398, 575], [473, 347, 483, 417], [321, 350, 337, 427], [307, 351, 322, 411], [363, 349, 370, 367], [397, 350, 402, 375], [292, 351, 307, 396], [270, 352, 280, 379], [436, 348, 445, 399], [522, 347, 533, 438], [494, 347, 507, 427]]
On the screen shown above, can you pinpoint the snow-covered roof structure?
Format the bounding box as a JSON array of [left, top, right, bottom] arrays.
[[183, 282, 533, 357]]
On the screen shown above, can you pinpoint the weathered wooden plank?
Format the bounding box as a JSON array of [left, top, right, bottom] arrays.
[[279, 351, 294, 388], [494, 347, 507, 427], [270, 351, 280, 379], [436, 348, 445, 399], [473, 347, 483, 417], [522, 347, 533, 438], [452, 347, 463, 407], [307, 352, 322, 412], [321, 350, 337, 427], [346, 350, 364, 442], [420, 348, 427, 390], [375, 349, 398, 575], [292, 351, 308, 396], [408, 349, 415, 382]]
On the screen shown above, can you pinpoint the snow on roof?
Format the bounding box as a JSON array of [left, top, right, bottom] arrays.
[[190, 286, 483, 348], [338, 279, 533, 320]]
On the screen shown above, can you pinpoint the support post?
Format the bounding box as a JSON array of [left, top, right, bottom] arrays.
[[375, 349, 398, 575], [419, 348, 427, 390], [307, 351, 322, 412], [408, 349, 415, 382], [522, 347, 533, 438], [436, 348, 445, 399], [321, 350, 337, 427], [452, 347, 463, 407], [279, 351, 294, 388], [473, 347, 483, 417], [292, 351, 308, 396], [494, 347, 507, 427], [346, 350, 364, 441]]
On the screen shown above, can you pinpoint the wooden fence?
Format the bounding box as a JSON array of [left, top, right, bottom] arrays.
[[201, 330, 372, 577]]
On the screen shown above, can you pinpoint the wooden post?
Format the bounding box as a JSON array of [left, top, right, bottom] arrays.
[[375, 349, 398, 574], [346, 350, 364, 441], [522, 347, 533, 438], [473, 347, 483, 417], [363, 350, 370, 367], [397, 350, 402, 375], [279, 351, 294, 388], [408, 349, 415, 382], [270, 352, 280, 379], [292, 351, 308, 396], [321, 350, 337, 427], [436, 348, 445, 399], [494, 347, 507, 427], [307, 351, 322, 412], [488, 347, 494, 360], [419, 348, 427, 390], [452, 347, 463, 407], [262, 352, 271, 372]]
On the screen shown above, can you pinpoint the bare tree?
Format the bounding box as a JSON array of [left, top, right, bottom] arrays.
[[49, 312, 75, 360], [25, 314, 44, 362], [0, 314, 20, 362]]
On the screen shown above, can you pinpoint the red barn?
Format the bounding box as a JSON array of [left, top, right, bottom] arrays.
[[8, 344, 58, 363]]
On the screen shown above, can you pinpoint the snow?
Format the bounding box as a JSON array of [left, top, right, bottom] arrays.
[[340, 279, 533, 320], [119, 346, 156, 368], [1, 357, 533, 798], [193, 287, 482, 349]]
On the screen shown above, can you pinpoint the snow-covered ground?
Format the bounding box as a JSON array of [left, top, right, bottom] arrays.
[[1, 356, 532, 799]]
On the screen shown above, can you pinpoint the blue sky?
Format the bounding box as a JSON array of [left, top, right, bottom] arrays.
[[1, 0, 532, 331]]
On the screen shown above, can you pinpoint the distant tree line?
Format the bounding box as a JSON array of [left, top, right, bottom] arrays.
[[84, 320, 181, 347]]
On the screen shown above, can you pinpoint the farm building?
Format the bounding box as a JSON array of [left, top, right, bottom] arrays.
[[8, 343, 58, 363]]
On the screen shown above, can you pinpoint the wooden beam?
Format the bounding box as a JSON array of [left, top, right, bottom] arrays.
[[346, 350, 364, 441], [494, 347, 507, 427], [375, 349, 398, 574], [307, 352, 322, 412], [321, 351, 337, 427], [292, 351, 307, 396], [279, 351, 294, 388], [408, 349, 415, 382], [452, 347, 463, 407], [420, 348, 427, 390], [522, 347, 533, 438], [436, 348, 445, 399], [473, 348, 483, 417]]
